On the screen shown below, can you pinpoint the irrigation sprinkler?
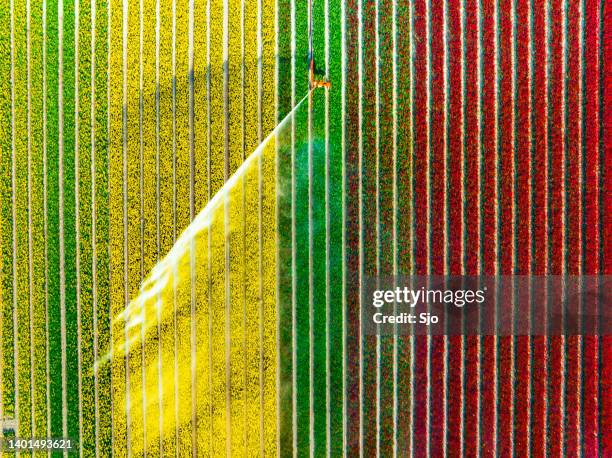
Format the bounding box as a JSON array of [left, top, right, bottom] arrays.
[[308, 0, 331, 90]]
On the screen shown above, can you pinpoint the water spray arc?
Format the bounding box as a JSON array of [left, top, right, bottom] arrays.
[[98, 91, 312, 455]]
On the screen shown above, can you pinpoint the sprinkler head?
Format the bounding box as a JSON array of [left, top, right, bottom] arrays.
[[310, 78, 332, 90], [308, 55, 331, 90]]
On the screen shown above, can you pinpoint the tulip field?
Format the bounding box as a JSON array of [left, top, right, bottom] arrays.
[[0, 0, 610, 456]]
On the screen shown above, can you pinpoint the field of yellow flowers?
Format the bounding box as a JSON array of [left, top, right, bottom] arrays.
[[0, 0, 277, 454]]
